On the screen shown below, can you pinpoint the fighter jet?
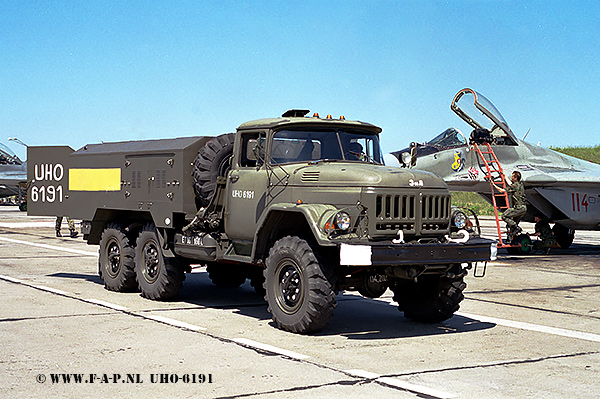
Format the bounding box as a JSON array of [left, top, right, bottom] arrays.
[[392, 88, 600, 248], [0, 142, 27, 210]]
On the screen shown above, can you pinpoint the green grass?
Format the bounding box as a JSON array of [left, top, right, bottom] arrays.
[[451, 192, 494, 215], [451, 145, 600, 215], [549, 145, 600, 165]]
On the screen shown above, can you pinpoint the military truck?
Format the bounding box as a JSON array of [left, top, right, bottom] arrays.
[[27, 110, 495, 333]]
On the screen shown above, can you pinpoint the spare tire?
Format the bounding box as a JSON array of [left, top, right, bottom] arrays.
[[192, 133, 235, 208]]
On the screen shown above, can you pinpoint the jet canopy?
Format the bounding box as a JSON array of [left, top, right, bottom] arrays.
[[0, 143, 22, 165], [426, 128, 467, 148], [451, 88, 518, 145]]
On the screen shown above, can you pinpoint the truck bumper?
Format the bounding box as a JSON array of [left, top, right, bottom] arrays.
[[339, 238, 495, 266]]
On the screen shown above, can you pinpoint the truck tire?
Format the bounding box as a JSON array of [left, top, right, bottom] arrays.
[[206, 262, 247, 288], [192, 133, 235, 208], [98, 224, 137, 292], [391, 276, 465, 323], [135, 224, 184, 300], [264, 236, 336, 334]]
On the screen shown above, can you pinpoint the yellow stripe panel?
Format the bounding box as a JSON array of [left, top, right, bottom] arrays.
[[69, 168, 121, 192]]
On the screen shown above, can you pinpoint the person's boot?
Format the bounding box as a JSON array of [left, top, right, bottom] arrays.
[[56, 230, 62, 237], [69, 229, 78, 238]]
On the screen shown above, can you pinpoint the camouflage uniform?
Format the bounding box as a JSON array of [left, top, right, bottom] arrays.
[[533, 220, 556, 250], [502, 180, 527, 232], [56, 216, 77, 237]]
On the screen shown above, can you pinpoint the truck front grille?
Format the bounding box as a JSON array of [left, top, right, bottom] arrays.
[[370, 191, 450, 238], [375, 194, 416, 219], [420, 194, 450, 232]]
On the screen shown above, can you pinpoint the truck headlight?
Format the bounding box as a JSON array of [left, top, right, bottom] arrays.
[[452, 210, 468, 229], [333, 212, 351, 231]]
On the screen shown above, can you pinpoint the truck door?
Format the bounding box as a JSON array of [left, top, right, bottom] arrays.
[[225, 131, 269, 241]]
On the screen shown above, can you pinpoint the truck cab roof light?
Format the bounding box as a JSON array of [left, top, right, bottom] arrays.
[[282, 109, 310, 118]]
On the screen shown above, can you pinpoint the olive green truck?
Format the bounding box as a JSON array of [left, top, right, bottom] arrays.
[[28, 110, 495, 333]]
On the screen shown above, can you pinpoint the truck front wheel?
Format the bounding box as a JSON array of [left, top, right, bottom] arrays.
[[264, 236, 336, 334], [391, 276, 465, 323], [98, 224, 137, 292], [135, 225, 184, 300]]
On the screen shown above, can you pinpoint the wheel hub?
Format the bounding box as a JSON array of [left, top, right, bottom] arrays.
[[143, 242, 160, 282], [106, 240, 121, 277], [277, 263, 303, 312]]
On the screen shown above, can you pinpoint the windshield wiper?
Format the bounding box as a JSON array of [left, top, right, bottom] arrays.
[[308, 158, 338, 165]]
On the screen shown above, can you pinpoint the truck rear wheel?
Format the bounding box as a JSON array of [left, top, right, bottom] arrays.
[[135, 224, 184, 300], [98, 224, 137, 292], [264, 236, 336, 334], [192, 133, 235, 208], [391, 276, 465, 323]]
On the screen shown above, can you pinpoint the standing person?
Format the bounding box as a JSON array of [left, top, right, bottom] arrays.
[[56, 216, 78, 238], [490, 170, 527, 235]]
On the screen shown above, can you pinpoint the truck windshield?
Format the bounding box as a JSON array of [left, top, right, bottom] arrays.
[[271, 129, 384, 164]]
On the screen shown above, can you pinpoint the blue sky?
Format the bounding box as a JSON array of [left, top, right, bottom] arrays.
[[1, 1, 599, 161]]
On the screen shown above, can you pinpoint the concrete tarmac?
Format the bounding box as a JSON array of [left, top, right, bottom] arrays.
[[1, 205, 599, 398]]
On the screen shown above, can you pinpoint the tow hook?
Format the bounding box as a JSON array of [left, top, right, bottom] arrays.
[[445, 230, 470, 243]]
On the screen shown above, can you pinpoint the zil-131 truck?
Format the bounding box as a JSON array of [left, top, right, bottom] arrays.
[[27, 109, 495, 333]]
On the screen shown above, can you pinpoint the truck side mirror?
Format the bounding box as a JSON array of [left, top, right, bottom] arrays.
[[246, 139, 258, 161], [401, 151, 412, 168], [400, 142, 418, 168], [247, 138, 265, 167]]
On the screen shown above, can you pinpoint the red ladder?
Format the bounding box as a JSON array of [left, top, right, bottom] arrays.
[[472, 143, 511, 248]]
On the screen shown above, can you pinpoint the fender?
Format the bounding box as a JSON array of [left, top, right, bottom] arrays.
[[251, 203, 340, 262]]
